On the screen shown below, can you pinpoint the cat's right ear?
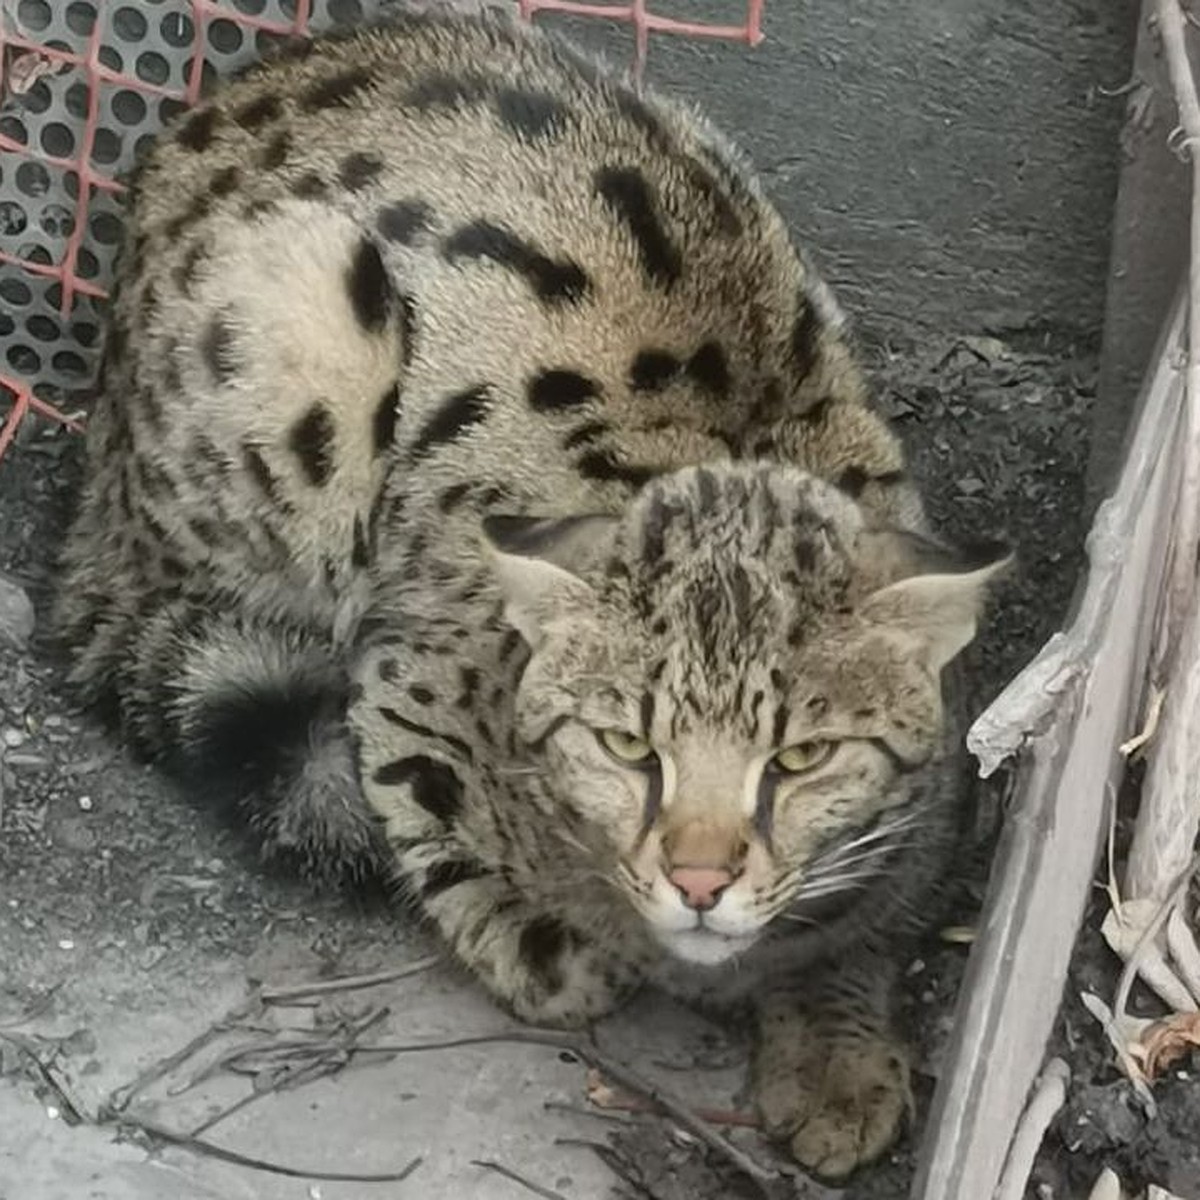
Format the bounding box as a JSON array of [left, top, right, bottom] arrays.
[[481, 515, 615, 647]]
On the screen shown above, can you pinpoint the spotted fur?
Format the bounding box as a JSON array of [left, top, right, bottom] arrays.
[[56, 11, 1003, 1180]]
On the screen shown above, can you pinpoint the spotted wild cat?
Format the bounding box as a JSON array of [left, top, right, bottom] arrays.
[[56, 9, 1005, 1179]]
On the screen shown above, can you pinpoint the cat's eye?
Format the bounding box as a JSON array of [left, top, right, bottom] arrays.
[[772, 740, 836, 774], [598, 729, 657, 765]]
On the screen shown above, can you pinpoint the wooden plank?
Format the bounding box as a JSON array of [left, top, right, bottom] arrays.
[[912, 294, 1186, 1200]]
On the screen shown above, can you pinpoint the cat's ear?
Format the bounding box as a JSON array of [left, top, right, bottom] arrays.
[[481, 514, 617, 646], [857, 536, 1012, 669]]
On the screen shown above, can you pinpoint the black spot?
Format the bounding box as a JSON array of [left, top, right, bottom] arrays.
[[234, 94, 282, 130], [640, 692, 655, 737], [613, 89, 670, 147], [209, 165, 240, 197], [242, 443, 283, 506], [577, 449, 656, 488], [164, 192, 211, 239], [694, 467, 719, 513], [173, 243, 207, 292], [409, 385, 492, 459], [288, 402, 336, 487], [835, 466, 869, 498], [291, 172, 327, 200], [800, 393, 832, 424], [187, 515, 221, 546], [201, 315, 236, 383], [527, 368, 600, 413], [421, 858, 489, 901], [518, 915, 569, 990], [687, 341, 730, 396], [372, 755, 463, 824], [594, 166, 681, 288], [140, 281, 160, 324], [338, 151, 385, 193], [372, 382, 399, 455], [457, 666, 480, 708], [243, 198, 277, 221], [377, 199, 433, 244], [259, 130, 291, 170], [683, 159, 742, 236], [409, 684, 435, 705], [399, 294, 417, 365], [443, 221, 590, 305], [176, 107, 220, 151], [405, 72, 489, 112], [438, 482, 471, 513], [378, 658, 400, 682], [302, 68, 373, 110], [794, 536, 816, 572], [563, 421, 609, 450], [791, 304, 823, 378], [352, 515, 370, 567], [495, 87, 568, 140], [630, 349, 680, 392], [345, 237, 392, 333]]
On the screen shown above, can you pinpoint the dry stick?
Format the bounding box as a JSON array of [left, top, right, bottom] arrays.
[[259, 954, 442, 1003], [118, 1112, 423, 1184], [471, 1159, 570, 1200], [1154, 0, 1200, 665], [992, 1058, 1070, 1200], [354, 1030, 779, 1185]]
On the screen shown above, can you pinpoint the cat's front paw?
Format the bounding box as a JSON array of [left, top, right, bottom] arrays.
[[753, 1008, 912, 1180]]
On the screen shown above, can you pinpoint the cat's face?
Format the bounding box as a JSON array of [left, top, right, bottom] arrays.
[[485, 466, 1004, 965]]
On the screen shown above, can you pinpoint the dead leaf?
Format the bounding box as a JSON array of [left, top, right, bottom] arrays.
[[1137, 1012, 1200, 1079]]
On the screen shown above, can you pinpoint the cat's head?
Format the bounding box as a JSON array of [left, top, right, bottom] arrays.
[[483, 465, 1006, 966]]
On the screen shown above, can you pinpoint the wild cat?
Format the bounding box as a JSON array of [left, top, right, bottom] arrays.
[[56, 9, 1004, 1178]]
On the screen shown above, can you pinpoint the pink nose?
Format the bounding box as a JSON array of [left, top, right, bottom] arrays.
[[668, 866, 735, 911]]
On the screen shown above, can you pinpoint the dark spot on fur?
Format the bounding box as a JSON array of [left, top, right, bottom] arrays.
[[630, 350, 680, 392], [794, 537, 816, 572], [372, 382, 399, 455], [302, 68, 373, 111], [421, 858, 489, 901], [201, 315, 236, 384], [164, 192, 211, 239], [409, 385, 492, 459], [495, 87, 568, 140], [457, 666, 480, 708], [140, 281, 159, 324], [563, 420, 609, 450], [345, 237, 392, 333], [173, 243, 206, 292], [372, 755, 462, 824], [259, 130, 291, 170], [378, 706, 473, 763], [438, 482, 471, 512], [288, 402, 336, 487], [518, 915, 570, 991], [801, 393, 832, 423], [291, 172, 327, 200], [807, 695, 829, 717], [594, 165, 681, 288], [338, 151, 385, 193], [687, 341, 730, 396], [577, 449, 656, 488], [684, 159, 742, 236], [791, 303, 823, 378], [835, 466, 869, 498], [399, 294, 417, 365], [187, 515, 221, 546], [378, 658, 400, 682], [409, 684, 435, 705], [234, 94, 282, 130], [640, 692, 655, 737], [377, 199, 433, 244], [528, 368, 600, 413], [242, 443, 283, 506], [176, 107, 220, 151], [209, 165, 240, 197], [443, 221, 590, 305], [351, 515, 370, 567], [405, 72, 489, 111]]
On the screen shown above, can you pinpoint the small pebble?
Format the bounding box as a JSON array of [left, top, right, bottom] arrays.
[[78, 795, 93, 812], [2, 728, 24, 749], [57, 939, 74, 951], [45, 1106, 59, 1121]]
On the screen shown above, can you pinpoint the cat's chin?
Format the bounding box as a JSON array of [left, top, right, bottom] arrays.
[[659, 928, 757, 967]]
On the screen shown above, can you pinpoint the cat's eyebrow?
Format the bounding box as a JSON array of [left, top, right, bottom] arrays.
[[639, 691, 655, 738]]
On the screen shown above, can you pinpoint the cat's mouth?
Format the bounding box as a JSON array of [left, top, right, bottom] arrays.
[[660, 925, 758, 966]]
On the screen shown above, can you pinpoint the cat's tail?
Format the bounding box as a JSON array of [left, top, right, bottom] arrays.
[[62, 590, 383, 884]]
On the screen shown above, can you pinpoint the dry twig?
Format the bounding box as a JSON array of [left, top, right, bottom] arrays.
[[992, 1058, 1070, 1200], [472, 1159, 570, 1200], [259, 955, 441, 1003]]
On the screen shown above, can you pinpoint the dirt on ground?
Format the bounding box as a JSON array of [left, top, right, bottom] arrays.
[[3, 324, 1193, 1199]]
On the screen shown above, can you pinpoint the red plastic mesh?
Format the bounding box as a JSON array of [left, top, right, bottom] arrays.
[[0, 0, 764, 462]]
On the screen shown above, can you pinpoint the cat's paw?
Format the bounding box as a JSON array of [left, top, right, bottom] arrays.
[[754, 1011, 912, 1180]]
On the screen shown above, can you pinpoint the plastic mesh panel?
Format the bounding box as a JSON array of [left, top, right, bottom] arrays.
[[0, 0, 764, 459]]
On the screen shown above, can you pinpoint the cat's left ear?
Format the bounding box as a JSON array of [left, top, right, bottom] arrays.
[[481, 514, 617, 647], [857, 538, 1012, 669]]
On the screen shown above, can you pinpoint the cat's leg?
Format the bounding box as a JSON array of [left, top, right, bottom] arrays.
[[752, 953, 913, 1180], [356, 690, 641, 1027]]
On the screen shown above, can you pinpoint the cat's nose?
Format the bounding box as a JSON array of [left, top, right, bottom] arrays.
[[668, 866, 734, 911]]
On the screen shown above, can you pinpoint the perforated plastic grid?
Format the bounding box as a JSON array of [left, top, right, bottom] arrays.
[[0, 0, 764, 459]]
